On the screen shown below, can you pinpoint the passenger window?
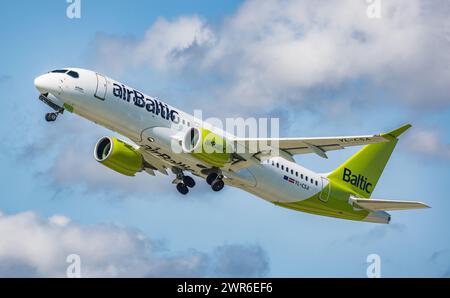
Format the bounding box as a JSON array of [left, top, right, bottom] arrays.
[[286, 167, 289, 172], [315, 181, 318, 186], [276, 163, 279, 168], [305, 176, 308, 182], [281, 165, 284, 170], [272, 161, 274, 166], [295, 172, 298, 177], [291, 169, 294, 175], [301, 174, 304, 179]]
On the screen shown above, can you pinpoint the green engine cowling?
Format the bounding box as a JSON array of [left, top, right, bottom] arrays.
[[94, 137, 143, 176], [182, 128, 232, 168]]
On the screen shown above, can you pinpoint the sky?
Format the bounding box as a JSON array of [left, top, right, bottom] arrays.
[[0, 0, 449, 277]]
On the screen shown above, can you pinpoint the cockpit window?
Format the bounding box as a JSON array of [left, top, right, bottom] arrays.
[[67, 71, 79, 78], [50, 69, 79, 79]]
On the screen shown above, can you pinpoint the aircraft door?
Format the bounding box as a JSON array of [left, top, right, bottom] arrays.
[[319, 177, 331, 202], [94, 73, 108, 100]]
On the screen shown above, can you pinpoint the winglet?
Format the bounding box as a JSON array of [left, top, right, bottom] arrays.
[[381, 124, 412, 139]]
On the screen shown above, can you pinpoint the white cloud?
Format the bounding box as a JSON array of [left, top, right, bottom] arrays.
[[134, 16, 214, 71], [404, 128, 450, 160], [91, 0, 450, 112], [48, 215, 71, 227], [93, 16, 214, 73], [0, 210, 269, 277]]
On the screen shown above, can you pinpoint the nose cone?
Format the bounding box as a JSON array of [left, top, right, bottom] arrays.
[[34, 74, 55, 94]]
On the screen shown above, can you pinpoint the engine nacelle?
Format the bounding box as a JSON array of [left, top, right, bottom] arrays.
[[182, 127, 232, 167], [94, 137, 143, 176]]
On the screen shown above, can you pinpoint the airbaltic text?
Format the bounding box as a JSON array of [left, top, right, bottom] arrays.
[[112, 83, 180, 124], [342, 168, 373, 194]]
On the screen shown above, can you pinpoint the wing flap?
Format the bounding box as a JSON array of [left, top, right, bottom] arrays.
[[351, 198, 430, 211]]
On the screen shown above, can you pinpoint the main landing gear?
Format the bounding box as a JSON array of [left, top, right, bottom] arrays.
[[206, 172, 225, 192], [173, 168, 224, 195], [173, 169, 196, 195]]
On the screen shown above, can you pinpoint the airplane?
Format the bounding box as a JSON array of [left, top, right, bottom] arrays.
[[34, 68, 430, 224]]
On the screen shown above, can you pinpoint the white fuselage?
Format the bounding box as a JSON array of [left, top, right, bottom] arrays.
[[34, 68, 328, 204]]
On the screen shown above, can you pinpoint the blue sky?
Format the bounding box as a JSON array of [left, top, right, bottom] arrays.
[[0, 0, 450, 277]]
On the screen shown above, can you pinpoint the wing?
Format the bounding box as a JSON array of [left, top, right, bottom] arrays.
[[350, 198, 430, 211], [233, 134, 389, 159]]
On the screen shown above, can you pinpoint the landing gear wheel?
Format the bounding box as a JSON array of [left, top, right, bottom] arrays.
[[182, 176, 196, 188], [176, 183, 189, 195], [206, 173, 218, 185], [45, 113, 57, 122], [211, 179, 225, 192]]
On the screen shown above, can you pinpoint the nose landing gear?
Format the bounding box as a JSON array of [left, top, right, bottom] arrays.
[[39, 93, 64, 122]]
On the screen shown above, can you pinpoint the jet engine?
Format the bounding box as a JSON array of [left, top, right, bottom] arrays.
[[181, 127, 232, 167], [94, 137, 143, 176]]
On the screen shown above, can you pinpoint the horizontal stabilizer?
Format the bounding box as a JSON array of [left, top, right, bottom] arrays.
[[350, 198, 430, 211]]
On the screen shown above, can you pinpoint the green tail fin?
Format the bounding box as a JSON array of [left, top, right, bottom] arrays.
[[327, 124, 411, 198]]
